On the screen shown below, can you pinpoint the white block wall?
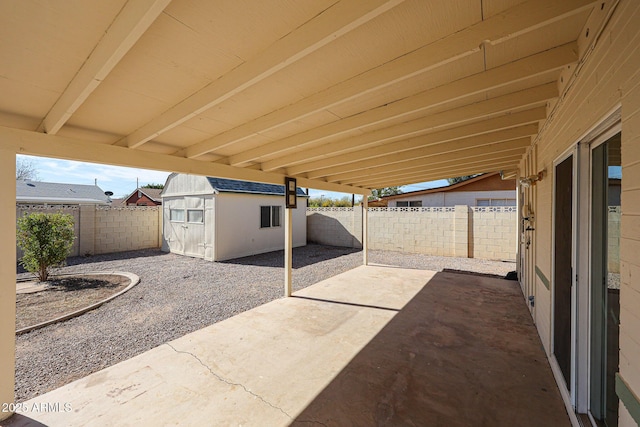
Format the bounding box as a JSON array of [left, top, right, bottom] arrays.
[[307, 206, 517, 261]]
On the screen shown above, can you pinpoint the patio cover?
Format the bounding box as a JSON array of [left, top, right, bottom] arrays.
[[0, 0, 610, 193]]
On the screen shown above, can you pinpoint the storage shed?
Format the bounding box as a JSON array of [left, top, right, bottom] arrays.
[[161, 174, 307, 261]]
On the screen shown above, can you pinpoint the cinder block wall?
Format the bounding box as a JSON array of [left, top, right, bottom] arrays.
[[93, 206, 160, 255], [307, 207, 362, 248], [470, 206, 517, 261], [368, 207, 455, 256], [307, 206, 517, 261], [16, 205, 161, 261]]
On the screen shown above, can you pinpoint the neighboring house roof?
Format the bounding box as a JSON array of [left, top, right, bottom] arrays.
[[16, 180, 111, 204], [380, 173, 515, 201], [123, 187, 163, 203]]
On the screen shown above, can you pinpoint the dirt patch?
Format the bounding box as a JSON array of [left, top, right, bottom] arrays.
[[16, 275, 130, 330]]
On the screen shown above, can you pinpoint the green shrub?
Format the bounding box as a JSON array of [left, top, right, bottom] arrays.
[[17, 212, 75, 282]]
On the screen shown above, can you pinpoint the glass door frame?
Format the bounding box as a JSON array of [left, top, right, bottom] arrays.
[[583, 122, 621, 426]]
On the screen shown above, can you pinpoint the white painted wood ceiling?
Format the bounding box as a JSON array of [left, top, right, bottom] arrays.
[[0, 0, 610, 193]]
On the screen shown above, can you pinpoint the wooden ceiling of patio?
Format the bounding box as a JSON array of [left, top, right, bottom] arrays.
[[0, 0, 610, 193]]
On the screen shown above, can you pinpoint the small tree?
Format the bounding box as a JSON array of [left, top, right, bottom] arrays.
[[17, 212, 75, 282], [16, 157, 39, 181], [369, 187, 402, 200], [141, 183, 164, 189], [446, 175, 479, 185]]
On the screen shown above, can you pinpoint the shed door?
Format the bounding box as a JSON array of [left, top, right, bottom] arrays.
[[183, 197, 205, 258]]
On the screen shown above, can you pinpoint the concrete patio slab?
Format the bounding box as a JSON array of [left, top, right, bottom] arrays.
[[4, 265, 570, 426]]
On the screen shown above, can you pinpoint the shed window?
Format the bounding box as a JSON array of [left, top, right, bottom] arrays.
[[396, 201, 422, 207], [260, 206, 281, 228], [187, 209, 203, 223], [170, 209, 185, 222]]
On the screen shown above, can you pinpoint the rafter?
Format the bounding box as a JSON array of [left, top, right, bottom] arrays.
[[361, 160, 521, 189], [38, 0, 171, 135], [183, 0, 591, 160], [285, 80, 553, 177], [260, 106, 545, 172], [118, 0, 404, 149], [225, 43, 574, 168], [340, 148, 526, 185], [303, 130, 532, 180], [261, 95, 547, 173], [340, 149, 527, 186], [335, 140, 529, 185]]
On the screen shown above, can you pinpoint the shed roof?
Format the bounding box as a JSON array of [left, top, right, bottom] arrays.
[[16, 180, 110, 204], [207, 177, 308, 197]]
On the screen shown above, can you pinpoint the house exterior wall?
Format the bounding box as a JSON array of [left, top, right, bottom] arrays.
[[307, 206, 516, 261], [520, 1, 640, 423], [388, 190, 516, 207], [214, 193, 306, 261], [125, 193, 160, 206]]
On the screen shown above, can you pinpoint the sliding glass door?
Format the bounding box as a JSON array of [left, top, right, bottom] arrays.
[[590, 132, 621, 426]]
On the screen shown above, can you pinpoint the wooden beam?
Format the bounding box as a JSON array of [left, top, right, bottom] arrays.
[[120, 0, 405, 149], [284, 207, 292, 297], [346, 153, 525, 186], [0, 126, 369, 195], [261, 103, 547, 172], [340, 147, 526, 187], [39, 0, 171, 135], [334, 147, 527, 184], [225, 43, 573, 167], [286, 83, 554, 176], [183, 0, 590, 159], [0, 149, 16, 421], [362, 161, 521, 188], [302, 124, 535, 180], [262, 107, 546, 177], [320, 132, 537, 182]]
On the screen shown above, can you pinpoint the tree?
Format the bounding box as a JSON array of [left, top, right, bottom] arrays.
[[446, 175, 479, 185], [141, 183, 164, 189], [16, 157, 39, 181], [17, 213, 75, 282], [369, 187, 402, 200]]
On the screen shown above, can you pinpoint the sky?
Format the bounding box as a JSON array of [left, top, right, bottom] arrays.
[[17, 154, 450, 199]]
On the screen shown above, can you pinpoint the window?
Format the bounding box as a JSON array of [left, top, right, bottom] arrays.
[[396, 201, 422, 207], [476, 198, 516, 207], [169, 209, 185, 222], [187, 209, 203, 223], [260, 206, 281, 228]]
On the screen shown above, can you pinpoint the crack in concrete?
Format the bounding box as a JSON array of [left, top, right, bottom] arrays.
[[165, 343, 292, 419], [294, 420, 329, 427]]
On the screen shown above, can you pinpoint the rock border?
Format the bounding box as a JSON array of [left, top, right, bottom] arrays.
[[16, 271, 140, 335]]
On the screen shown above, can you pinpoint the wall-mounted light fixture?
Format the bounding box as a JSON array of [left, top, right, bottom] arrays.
[[519, 169, 546, 188]]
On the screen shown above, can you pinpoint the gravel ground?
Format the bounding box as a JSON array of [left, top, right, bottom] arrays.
[[14, 245, 515, 402]]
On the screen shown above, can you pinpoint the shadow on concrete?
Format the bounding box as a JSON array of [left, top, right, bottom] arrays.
[[0, 413, 48, 427], [291, 271, 570, 427], [219, 244, 361, 268]]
